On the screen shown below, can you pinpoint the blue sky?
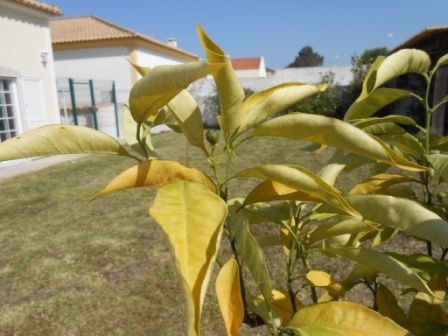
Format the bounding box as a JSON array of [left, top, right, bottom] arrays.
[[51, 1, 448, 69]]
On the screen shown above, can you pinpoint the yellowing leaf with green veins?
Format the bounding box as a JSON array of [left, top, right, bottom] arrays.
[[129, 61, 223, 126], [166, 89, 206, 150], [429, 154, 448, 184], [229, 211, 273, 314], [349, 173, 414, 195], [235, 82, 327, 137], [197, 24, 244, 140], [288, 301, 412, 336], [121, 103, 156, 158], [153, 106, 182, 133], [150, 181, 227, 336], [358, 49, 431, 101], [236, 164, 361, 218], [344, 88, 419, 121], [250, 113, 426, 171], [325, 247, 432, 295], [309, 218, 377, 244], [93, 160, 216, 199], [409, 273, 448, 324], [216, 258, 244, 336], [0, 124, 139, 162], [321, 194, 448, 247]]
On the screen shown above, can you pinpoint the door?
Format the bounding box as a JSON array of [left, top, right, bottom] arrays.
[[21, 78, 47, 131]]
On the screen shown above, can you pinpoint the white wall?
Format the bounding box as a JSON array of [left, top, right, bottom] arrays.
[[53, 46, 132, 103], [136, 47, 185, 68], [0, 1, 60, 129]]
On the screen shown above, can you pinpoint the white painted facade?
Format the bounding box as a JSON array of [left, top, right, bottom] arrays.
[[0, 1, 60, 140]]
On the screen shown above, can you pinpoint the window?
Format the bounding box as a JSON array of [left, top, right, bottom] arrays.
[[0, 79, 19, 142]]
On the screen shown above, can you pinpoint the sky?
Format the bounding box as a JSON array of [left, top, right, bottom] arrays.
[[50, 1, 448, 69]]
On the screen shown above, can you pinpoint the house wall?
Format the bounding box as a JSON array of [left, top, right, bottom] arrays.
[[0, 1, 60, 132], [53, 46, 132, 103]]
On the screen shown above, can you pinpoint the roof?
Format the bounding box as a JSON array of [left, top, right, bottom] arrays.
[[50, 15, 198, 60], [231, 57, 262, 70], [5, 0, 62, 16], [391, 25, 448, 53]]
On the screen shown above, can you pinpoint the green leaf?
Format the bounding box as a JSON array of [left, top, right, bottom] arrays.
[[345, 88, 417, 121], [197, 25, 245, 141], [166, 89, 206, 150], [150, 181, 227, 336], [432, 53, 448, 73], [229, 211, 273, 315], [358, 49, 431, 101], [129, 61, 223, 126], [320, 194, 448, 247], [379, 133, 425, 155], [235, 164, 361, 218], [93, 160, 217, 199], [353, 115, 419, 129], [288, 301, 413, 336], [216, 258, 244, 336], [429, 154, 448, 183], [0, 124, 139, 162], [361, 122, 407, 136], [325, 247, 432, 295], [250, 113, 426, 172], [236, 82, 327, 137], [386, 253, 448, 276]]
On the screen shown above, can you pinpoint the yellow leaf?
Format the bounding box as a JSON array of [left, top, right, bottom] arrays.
[[0, 124, 138, 162], [306, 270, 335, 287], [236, 82, 327, 137], [349, 173, 413, 195], [250, 113, 426, 172], [129, 61, 223, 126], [376, 285, 408, 325], [236, 165, 361, 218], [93, 160, 216, 199], [270, 290, 304, 324], [150, 181, 228, 336], [280, 213, 295, 257], [409, 273, 447, 324], [288, 301, 413, 336], [216, 258, 244, 336], [124, 56, 152, 76], [197, 25, 244, 141], [166, 90, 206, 150]]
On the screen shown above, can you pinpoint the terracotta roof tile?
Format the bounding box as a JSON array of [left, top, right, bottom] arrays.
[[6, 0, 62, 16], [49, 15, 198, 60], [50, 15, 139, 43], [231, 57, 261, 70]]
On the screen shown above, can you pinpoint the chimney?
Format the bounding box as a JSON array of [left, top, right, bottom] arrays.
[[167, 38, 177, 48]]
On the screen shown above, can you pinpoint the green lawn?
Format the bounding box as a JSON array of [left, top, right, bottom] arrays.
[[0, 130, 426, 335]]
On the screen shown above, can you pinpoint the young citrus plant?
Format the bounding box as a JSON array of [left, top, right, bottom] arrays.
[[1, 26, 448, 336]]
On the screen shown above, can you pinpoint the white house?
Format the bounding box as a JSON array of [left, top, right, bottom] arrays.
[[0, 0, 62, 143], [50, 15, 199, 103], [49, 15, 199, 136], [231, 57, 275, 78]]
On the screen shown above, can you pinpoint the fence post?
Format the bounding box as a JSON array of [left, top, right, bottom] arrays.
[[89, 80, 98, 130], [68, 78, 78, 125], [112, 81, 120, 138]]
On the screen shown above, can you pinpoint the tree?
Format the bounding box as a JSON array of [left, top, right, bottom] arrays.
[[286, 45, 324, 68], [336, 47, 388, 118]]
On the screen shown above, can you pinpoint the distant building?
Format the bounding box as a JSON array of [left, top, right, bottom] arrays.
[[390, 26, 448, 134], [231, 57, 274, 78], [0, 0, 62, 143]]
